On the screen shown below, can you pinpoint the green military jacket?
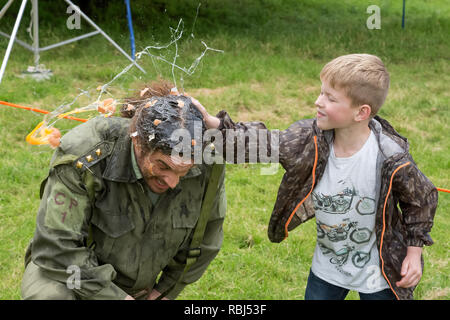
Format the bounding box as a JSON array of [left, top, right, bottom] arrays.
[[25, 116, 226, 300]]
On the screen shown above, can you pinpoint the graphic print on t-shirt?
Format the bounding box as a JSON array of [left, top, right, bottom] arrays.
[[316, 219, 372, 269], [312, 178, 376, 271], [312, 185, 356, 214], [316, 218, 372, 244], [312, 181, 376, 216]]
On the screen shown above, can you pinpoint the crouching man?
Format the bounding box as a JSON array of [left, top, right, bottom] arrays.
[[21, 82, 226, 300]]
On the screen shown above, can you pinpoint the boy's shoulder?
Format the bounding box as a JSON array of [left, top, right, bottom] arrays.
[[278, 119, 319, 169], [280, 118, 317, 145], [288, 118, 316, 130], [282, 118, 317, 136]]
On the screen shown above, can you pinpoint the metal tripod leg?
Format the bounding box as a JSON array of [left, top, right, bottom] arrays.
[[0, 0, 28, 84], [64, 0, 146, 74], [0, 0, 16, 20], [31, 0, 39, 68], [0, 0, 146, 84]]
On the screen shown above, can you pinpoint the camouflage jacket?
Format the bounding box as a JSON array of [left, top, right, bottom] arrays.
[[216, 111, 438, 300], [25, 116, 226, 300]]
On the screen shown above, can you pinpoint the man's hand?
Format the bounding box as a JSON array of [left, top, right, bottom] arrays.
[[396, 246, 423, 288], [147, 289, 169, 300], [124, 289, 169, 300], [190, 97, 221, 129]]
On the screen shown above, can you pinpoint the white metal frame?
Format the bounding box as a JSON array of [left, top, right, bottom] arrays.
[[0, 0, 145, 84]]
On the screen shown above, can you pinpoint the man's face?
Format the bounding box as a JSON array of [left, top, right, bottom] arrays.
[[134, 142, 194, 194], [314, 79, 359, 130]]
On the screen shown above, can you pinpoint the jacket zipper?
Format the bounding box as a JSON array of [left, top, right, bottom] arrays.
[[284, 135, 319, 240], [379, 161, 411, 300]]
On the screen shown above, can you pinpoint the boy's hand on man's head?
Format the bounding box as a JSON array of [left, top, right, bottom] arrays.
[[190, 97, 221, 129], [396, 246, 423, 288]]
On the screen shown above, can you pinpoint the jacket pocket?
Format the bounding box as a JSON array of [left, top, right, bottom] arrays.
[[90, 207, 136, 263], [91, 209, 135, 238], [172, 204, 199, 229], [168, 200, 201, 255], [92, 182, 136, 238], [171, 181, 202, 230]]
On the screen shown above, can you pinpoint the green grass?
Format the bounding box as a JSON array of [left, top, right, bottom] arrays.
[[0, 0, 448, 300]]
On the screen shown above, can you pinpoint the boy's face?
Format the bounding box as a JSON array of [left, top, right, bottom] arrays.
[[314, 79, 360, 130]]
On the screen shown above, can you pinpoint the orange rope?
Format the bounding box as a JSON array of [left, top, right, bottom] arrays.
[[0, 100, 87, 122], [1, 100, 449, 192], [437, 187, 450, 194]]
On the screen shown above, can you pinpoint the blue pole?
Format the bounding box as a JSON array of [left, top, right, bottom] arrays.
[[125, 0, 136, 59], [402, 0, 406, 29]]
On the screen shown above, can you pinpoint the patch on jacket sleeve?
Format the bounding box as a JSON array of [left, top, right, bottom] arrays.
[[43, 173, 90, 235]]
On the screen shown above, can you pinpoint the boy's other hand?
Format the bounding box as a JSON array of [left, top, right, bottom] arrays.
[[396, 246, 423, 288]]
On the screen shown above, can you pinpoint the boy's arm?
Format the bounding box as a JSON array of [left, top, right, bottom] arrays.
[[191, 98, 282, 165], [393, 159, 438, 288], [216, 110, 280, 164], [393, 161, 438, 247]]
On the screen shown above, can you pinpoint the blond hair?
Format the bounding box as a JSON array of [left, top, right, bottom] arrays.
[[320, 54, 390, 116]]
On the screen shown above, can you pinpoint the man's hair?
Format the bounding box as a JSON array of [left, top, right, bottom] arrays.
[[121, 80, 206, 157], [320, 53, 390, 116]]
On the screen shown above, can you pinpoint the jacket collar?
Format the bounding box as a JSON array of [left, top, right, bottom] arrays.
[[315, 116, 409, 160], [370, 115, 409, 160], [102, 134, 137, 183]]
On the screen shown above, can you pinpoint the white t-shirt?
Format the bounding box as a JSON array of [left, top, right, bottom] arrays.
[[311, 130, 389, 293]]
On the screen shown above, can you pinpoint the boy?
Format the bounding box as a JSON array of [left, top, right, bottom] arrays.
[[193, 54, 438, 300]]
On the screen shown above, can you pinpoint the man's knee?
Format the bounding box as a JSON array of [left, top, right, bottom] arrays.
[[21, 261, 76, 300]]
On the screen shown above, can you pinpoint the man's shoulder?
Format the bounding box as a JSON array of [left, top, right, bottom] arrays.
[[47, 117, 130, 172], [181, 163, 225, 183], [58, 116, 130, 156]]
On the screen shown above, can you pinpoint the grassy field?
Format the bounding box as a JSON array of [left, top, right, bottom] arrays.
[[0, 0, 448, 300]]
